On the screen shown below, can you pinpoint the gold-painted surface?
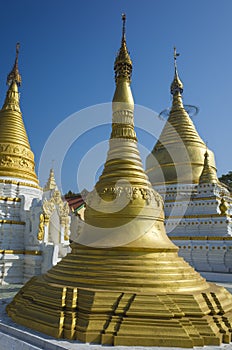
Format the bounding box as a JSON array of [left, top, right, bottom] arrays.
[[219, 197, 228, 215], [0, 219, 25, 225], [113, 14, 132, 85], [44, 168, 57, 191], [0, 196, 21, 202], [37, 213, 45, 241], [0, 45, 38, 184], [0, 250, 42, 255], [146, 50, 216, 186], [24, 250, 42, 255], [112, 14, 134, 114], [64, 223, 69, 241], [0, 250, 24, 254], [7, 17, 232, 348], [199, 151, 218, 184], [170, 47, 183, 95], [7, 43, 22, 87], [7, 272, 232, 346], [150, 178, 200, 185], [0, 179, 40, 189]]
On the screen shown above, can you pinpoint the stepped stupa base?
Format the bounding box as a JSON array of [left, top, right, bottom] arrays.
[[6, 246, 232, 348]]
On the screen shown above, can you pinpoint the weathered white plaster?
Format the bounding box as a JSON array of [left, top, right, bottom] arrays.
[[0, 172, 71, 285]]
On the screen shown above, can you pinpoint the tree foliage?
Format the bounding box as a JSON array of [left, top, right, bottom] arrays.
[[65, 190, 79, 198], [218, 171, 232, 190]]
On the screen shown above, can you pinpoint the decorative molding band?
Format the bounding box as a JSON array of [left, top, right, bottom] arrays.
[[166, 213, 227, 219], [165, 196, 221, 203], [148, 178, 200, 185], [24, 250, 42, 255], [170, 236, 232, 241], [0, 196, 21, 202], [0, 250, 42, 255], [0, 219, 25, 225], [0, 179, 41, 189], [89, 186, 163, 206]]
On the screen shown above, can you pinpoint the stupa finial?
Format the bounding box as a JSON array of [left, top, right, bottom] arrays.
[[7, 42, 22, 86], [122, 13, 126, 41], [171, 46, 183, 95], [174, 47, 179, 69], [199, 149, 218, 184], [170, 46, 184, 110], [114, 13, 132, 84], [2, 43, 22, 112], [44, 168, 57, 191]]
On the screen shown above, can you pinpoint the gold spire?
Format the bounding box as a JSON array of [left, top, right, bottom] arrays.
[[2, 43, 22, 112], [146, 48, 217, 185], [199, 150, 218, 184], [170, 47, 185, 111], [44, 168, 57, 191], [7, 18, 232, 348], [82, 13, 163, 238], [7, 43, 22, 86], [0, 44, 39, 185], [112, 14, 134, 110], [170, 47, 183, 96], [114, 14, 132, 84]]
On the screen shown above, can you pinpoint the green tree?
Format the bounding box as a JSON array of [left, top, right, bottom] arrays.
[[218, 171, 232, 190], [65, 190, 79, 198]]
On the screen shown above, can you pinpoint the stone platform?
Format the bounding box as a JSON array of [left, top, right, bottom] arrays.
[[0, 284, 232, 350]]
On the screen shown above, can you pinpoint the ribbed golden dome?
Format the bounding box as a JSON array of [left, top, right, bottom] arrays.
[[7, 21, 232, 348], [0, 44, 38, 185], [146, 50, 216, 186]]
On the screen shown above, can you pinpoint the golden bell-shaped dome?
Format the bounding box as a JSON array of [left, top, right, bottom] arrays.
[[0, 44, 38, 185], [146, 48, 217, 186]]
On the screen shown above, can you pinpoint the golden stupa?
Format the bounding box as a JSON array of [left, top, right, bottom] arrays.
[[146, 48, 217, 186], [7, 16, 232, 348], [0, 43, 38, 185], [199, 150, 218, 185]]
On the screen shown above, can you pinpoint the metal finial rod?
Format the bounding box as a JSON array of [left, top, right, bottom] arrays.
[[6, 42, 22, 86], [122, 13, 126, 40], [16, 42, 20, 56], [174, 46, 180, 70]]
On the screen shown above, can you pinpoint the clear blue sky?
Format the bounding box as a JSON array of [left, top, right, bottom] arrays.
[[0, 1, 231, 193]]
